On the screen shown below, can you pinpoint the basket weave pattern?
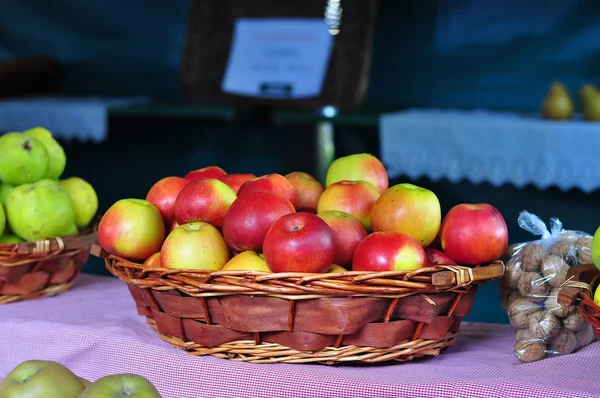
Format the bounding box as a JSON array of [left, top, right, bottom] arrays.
[[97, 246, 504, 364]]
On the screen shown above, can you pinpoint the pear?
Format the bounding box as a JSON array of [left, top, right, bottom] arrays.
[[59, 177, 98, 230], [0, 360, 86, 398], [0, 202, 5, 237], [0, 132, 49, 185], [0, 232, 24, 244], [6, 179, 76, 241], [580, 84, 600, 122], [23, 127, 67, 179], [0, 182, 14, 207], [78, 374, 162, 398], [541, 82, 574, 120]]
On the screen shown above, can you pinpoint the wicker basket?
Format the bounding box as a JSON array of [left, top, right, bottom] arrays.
[[558, 263, 600, 338], [0, 221, 99, 304], [92, 244, 504, 364]]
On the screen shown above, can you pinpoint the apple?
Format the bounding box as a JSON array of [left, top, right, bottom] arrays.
[[222, 250, 271, 272], [98, 199, 165, 261], [325, 153, 389, 194], [174, 178, 237, 228], [219, 173, 256, 194], [222, 190, 295, 252], [352, 231, 427, 272], [184, 165, 227, 181], [0, 360, 87, 398], [328, 264, 348, 273], [79, 374, 161, 398], [263, 212, 335, 273], [425, 247, 457, 266], [284, 171, 324, 212], [440, 203, 509, 265], [317, 210, 367, 266], [143, 251, 162, 267], [370, 183, 441, 247], [237, 173, 297, 208], [317, 180, 380, 230], [592, 226, 600, 271], [161, 222, 230, 270], [169, 220, 179, 233], [145, 176, 189, 226], [297, 207, 318, 214]]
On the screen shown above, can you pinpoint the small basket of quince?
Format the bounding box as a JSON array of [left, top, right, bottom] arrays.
[[0, 127, 99, 304]]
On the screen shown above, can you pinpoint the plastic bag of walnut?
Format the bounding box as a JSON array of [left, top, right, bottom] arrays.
[[500, 210, 596, 362]]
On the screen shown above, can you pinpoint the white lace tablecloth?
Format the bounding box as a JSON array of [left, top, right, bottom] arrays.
[[380, 109, 600, 193], [0, 96, 150, 142]]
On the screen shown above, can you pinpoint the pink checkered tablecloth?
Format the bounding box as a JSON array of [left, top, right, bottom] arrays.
[[1, 274, 600, 398]]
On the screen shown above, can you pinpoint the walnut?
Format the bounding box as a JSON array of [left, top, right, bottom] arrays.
[[504, 243, 523, 261], [520, 243, 546, 272], [516, 328, 536, 342], [541, 255, 569, 287], [502, 259, 523, 289], [563, 310, 588, 332], [514, 339, 546, 362], [508, 297, 541, 329], [544, 288, 574, 318], [550, 240, 577, 266], [501, 288, 521, 309], [528, 310, 561, 340], [548, 329, 577, 355], [576, 236, 593, 265], [518, 272, 550, 303], [576, 324, 595, 348]]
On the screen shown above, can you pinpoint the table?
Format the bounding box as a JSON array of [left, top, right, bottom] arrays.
[[2, 274, 600, 398]]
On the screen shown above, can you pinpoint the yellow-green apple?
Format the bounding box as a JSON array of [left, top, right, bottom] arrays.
[[439, 203, 508, 265], [184, 165, 227, 181], [222, 250, 271, 272], [328, 264, 347, 273], [592, 226, 600, 271], [145, 176, 188, 226], [425, 247, 457, 266], [222, 190, 295, 252], [143, 251, 162, 267], [78, 374, 161, 398], [161, 222, 230, 270], [174, 178, 236, 228], [352, 231, 427, 271], [317, 180, 380, 230], [98, 199, 165, 261], [79, 377, 91, 388], [263, 212, 335, 273], [0, 360, 87, 398], [284, 171, 324, 212], [237, 173, 297, 208], [370, 183, 441, 247], [325, 153, 389, 194], [219, 173, 256, 194], [317, 210, 367, 266]]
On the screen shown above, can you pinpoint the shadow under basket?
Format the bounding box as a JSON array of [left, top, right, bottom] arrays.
[[0, 222, 99, 304], [92, 245, 504, 365], [559, 263, 600, 338]]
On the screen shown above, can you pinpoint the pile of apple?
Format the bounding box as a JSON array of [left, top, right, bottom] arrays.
[[98, 153, 509, 274]]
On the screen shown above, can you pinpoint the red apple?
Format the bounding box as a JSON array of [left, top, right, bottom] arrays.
[[98, 199, 165, 261], [169, 220, 179, 233], [145, 176, 189, 226], [222, 191, 295, 252], [237, 173, 297, 208], [284, 171, 324, 212], [161, 222, 230, 270], [424, 248, 457, 266], [174, 178, 237, 228], [317, 210, 368, 266], [352, 231, 427, 272], [184, 166, 227, 181], [317, 180, 380, 230], [370, 183, 441, 247], [143, 251, 162, 267], [440, 203, 508, 265], [263, 213, 335, 273], [219, 173, 256, 194], [325, 153, 389, 194]]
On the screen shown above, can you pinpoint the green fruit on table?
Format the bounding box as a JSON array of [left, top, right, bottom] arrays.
[[79, 374, 162, 398], [0, 233, 24, 244], [79, 377, 92, 388], [592, 226, 600, 271], [23, 127, 67, 180], [0, 182, 13, 207], [0, 203, 5, 237], [580, 84, 600, 122], [6, 179, 76, 241], [0, 132, 49, 185], [541, 82, 574, 120], [594, 285, 600, 307], [59, 177, 98, 230], [0, 360, 87, 398]]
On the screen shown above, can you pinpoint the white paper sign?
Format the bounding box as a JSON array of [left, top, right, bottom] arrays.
[[221, 18, 334, 99]]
